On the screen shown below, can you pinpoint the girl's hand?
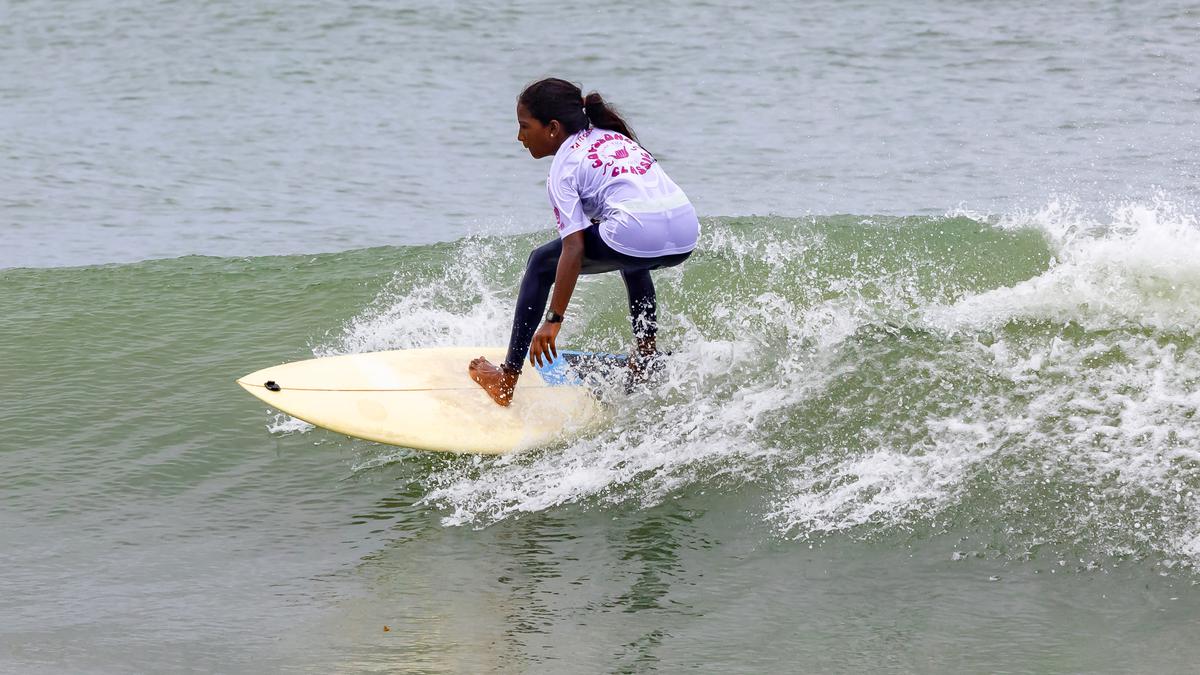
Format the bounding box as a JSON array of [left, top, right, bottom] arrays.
[[529, 321, 561, 368]]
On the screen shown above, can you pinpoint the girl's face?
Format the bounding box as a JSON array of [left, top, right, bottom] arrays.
[[516, 103, 566, 159]]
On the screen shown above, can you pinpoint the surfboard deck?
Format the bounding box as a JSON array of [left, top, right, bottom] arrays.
[[236, 347, 629, 454]]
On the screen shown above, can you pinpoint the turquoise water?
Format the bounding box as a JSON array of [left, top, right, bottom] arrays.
[[5, 212, 1200, 671], [4, 0, 1200, 671]]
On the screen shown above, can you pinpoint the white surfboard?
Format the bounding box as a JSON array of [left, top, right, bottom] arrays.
[[236, 346, 628, 454]]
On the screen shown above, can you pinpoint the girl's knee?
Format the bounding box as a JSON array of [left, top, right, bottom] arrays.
[[526, 240, 560, 272]]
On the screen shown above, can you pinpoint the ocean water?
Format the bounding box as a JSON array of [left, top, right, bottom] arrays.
[[3, 0, 1198, 268], [3, 1, 1200, 673]]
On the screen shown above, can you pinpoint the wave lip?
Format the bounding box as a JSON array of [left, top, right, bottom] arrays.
[[928, 198, 1200, 333]]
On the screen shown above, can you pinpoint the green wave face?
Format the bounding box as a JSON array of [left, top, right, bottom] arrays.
[[4, 212, 1199, 569]]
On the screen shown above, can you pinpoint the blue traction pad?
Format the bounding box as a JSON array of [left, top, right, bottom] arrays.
[[534, 350, 630, 387]]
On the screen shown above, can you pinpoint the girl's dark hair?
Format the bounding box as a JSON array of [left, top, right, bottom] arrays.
[[518, 77, 639, 143]]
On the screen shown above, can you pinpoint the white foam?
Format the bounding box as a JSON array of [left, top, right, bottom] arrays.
[[317, 237, 520, 356], [266, 412, 314, 435]]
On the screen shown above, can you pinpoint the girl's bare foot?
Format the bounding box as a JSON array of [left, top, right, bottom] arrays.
[[468, 357, 519, 406]]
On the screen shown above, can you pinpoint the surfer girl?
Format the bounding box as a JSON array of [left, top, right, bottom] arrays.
[[469, 78, 700, 406]]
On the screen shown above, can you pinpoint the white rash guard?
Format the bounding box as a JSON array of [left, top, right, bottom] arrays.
[[546, 127, 699, 257]]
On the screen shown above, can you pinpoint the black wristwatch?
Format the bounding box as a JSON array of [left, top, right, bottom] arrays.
[[545, 309, 564, 324]]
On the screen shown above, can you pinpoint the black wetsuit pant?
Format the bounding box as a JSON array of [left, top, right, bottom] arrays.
[[505, 224, 692, 372]]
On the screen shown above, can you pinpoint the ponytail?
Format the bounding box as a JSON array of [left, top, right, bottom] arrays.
[[583, 92, 639, 144]]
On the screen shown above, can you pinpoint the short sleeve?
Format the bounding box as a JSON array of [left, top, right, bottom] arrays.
[[547, 167, 589, 238]]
